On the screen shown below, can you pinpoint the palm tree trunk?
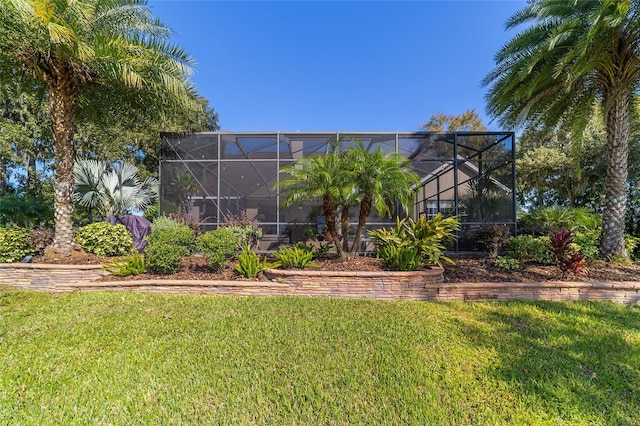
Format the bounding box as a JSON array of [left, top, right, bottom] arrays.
[[350, 195, 372, 256], [323, 196, 342, 258], [340, 206, 350, 252], [48, 79, 78, 256], [600, 87, 630, 258]]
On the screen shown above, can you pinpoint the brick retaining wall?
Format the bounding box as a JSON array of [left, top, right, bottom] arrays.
[[1, 263, 639, 303]]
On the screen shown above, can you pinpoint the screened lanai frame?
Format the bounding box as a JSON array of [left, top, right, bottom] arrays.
[[159, 131, 516, 252]]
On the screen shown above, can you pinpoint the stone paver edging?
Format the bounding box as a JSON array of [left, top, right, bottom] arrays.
[[1, 263, 639, 303]]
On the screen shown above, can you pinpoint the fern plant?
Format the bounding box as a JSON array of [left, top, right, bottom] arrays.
[[103, 253, 147, 276], [235, 245, 269, 278]]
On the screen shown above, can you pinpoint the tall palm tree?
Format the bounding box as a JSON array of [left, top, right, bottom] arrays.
[[346, 142, 420, 256], [276, 148, 349, 258], [483, 0, 640, 258], [0, 0, 200, 255]]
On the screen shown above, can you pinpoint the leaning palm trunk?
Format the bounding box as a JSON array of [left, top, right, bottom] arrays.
[[49, 80, 78, 255], [340, 206, 350, 252], [600, 87, 630, 258], [350, 195, 372, 257]]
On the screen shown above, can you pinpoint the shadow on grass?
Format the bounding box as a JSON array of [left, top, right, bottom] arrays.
[[445, 301, 640, 424]]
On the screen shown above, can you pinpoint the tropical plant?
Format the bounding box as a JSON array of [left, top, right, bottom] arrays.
[[103, 253, 147, 276], [0, 226, 33, 262], [273, 245, 317, 269], [75, 222, 135, 257], [74, 159, 158, 220], [377, 245, 423, 272], [484, 0, 640, 258], [0, 0, 201, 255], [550, 229, 588, 275], [474, 224, 511, 259], [369, 213, 460, 268], [0, 193, 53, 227], [235, 245, 269, 278], [276, 144, 347, 257], [344, 141, 421, 256]]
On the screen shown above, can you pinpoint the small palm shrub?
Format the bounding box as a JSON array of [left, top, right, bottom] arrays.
[[76, 222, 135, 257], [104, 253, 147, 276], [518, 207, 601, 235], [145, 217, 195, 274], [273, 245, 316, 269], [235, 245, 269, 278], [294, 242, 333, 259], [369, 213, 460, 269], [197, 227, 241, 270], [0, 226, 33, 262]]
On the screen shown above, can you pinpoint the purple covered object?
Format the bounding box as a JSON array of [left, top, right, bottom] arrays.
[[105, 215, 152, 253]]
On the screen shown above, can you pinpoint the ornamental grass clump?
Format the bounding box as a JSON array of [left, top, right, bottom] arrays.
[[369, 213, 460, 271], [273, 245, 317, 269], [76, 222, 135, 257]]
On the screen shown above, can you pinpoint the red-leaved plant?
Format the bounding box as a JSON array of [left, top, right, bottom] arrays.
[[549, 228, 588, 275]]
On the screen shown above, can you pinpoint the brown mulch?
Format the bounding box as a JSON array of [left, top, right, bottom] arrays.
[[31, 248, 640, 283]]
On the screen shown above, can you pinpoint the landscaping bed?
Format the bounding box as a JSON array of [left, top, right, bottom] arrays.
[[30, 251, 640, 283]]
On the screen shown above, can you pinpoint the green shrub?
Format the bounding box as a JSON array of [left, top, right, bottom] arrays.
[[518, 207, 601, 235], [76, 222, 135, 257], [507, 235, 556, 265], [0, 226, 33, 262], [104, 253, 147, 276], [573, 229, 600, 258], [147, 216, 196, 249], [144, 217, 195, 274], [235, 245, 269, 278], [294, 241, 333, 259], [197, 227, 240, 270], [144, 242, 189, 274], [369, 213, 460, 268], [225, 225, 263, 249], [377, 245, 422, 271], [273, 245, 316, 269], [495, 256, 520, 271]]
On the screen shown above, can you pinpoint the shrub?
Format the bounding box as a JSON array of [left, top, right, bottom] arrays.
[[273, 245, 316, 269], [144, 243, 189, 274], [495, 256, 520, 271], [506, 235, 556, 265], [377, 245, 422, 271], [294, 241, 333, 259], [149, 216, 196, 249], [474, 225, 510, 258], [76, 222, 135, 257], [550, 228, 588, 275], [518, 207, 601, 236], [104, 253, 147, 276], [625, 234, 640, 260], [573, 229, 600, 258], [0, 226, 33, 262], [235, 245, 269, 278], [197, 227, 240, 270], [369, 213, 460, 268], [225, 225, 263, 249], [145, 217, 195, 274]]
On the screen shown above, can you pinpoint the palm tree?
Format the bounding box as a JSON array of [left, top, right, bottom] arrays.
[[276, 148, 349, 258], [74, 159, 159, 219], [483, 0, 640, 258], [0, 0, 200, 255], [346, 141, 420, 256]]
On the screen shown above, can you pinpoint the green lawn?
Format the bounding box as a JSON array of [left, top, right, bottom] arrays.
[[1, 287, 638, 425]]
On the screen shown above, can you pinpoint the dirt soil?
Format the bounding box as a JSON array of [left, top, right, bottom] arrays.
[[32, 249, 640, 283]]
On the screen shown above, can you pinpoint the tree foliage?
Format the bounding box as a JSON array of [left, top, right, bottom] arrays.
[[484, 0, 640, 258]]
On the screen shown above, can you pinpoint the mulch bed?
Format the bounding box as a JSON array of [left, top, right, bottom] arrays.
[[31, 250, 640, 283]]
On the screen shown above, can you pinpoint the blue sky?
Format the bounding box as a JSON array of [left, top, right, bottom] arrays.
[[148, 1, 527, 132]]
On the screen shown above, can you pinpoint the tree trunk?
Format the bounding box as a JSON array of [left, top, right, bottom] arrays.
[[350, 195, 372, 257], [48, 79, 78, 256], [340, 206, 350, 252], [600, 87, 630, 258], [323, 195, 342, 258]]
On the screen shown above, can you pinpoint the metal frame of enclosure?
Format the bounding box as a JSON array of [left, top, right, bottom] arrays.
[[159, 131, 516, 252]]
